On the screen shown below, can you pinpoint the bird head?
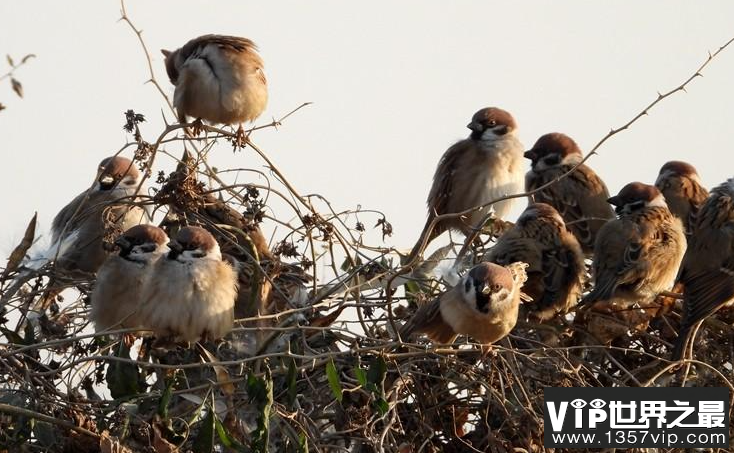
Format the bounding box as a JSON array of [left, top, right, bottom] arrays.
[[466, 107, 517, 141], [115, 224, 169, 262], [167, 226, 221, 262], [96, 156, 141, 191], [462, 262, 515, 314], [524, 132, 583, 171], [607, 182, 667, 215]]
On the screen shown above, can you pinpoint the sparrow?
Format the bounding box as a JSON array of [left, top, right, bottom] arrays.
[[162, 35, 267, 141], [654, 160, 708, 234], [580, 182, 686, 341], [401, 261, 528, 346], [524, 132, 614, 255], [138, 226, 237, 342], [409, 107, 525, 261], [50, 156, 150, 274], [485, 203, 585, 322], [671, 178, 734, 360], [90, 225, 169, 332]]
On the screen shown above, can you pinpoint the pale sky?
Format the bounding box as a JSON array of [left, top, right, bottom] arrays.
[[1, 1, 734, 258]]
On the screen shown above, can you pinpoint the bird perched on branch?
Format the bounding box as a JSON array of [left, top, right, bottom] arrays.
[[401, 262, 528, 347], [50, 156, 150, 274], [408, 107, 525, 262], [524, 132, 613, 255], [162, 34, 268, 144], [654, 160, 708, 235], [580, 182, 686, 342], [671, 178, 734, 361], [138, 226, 237, 343], [485, 203, 585, 322], [90, 225, 169, 332]]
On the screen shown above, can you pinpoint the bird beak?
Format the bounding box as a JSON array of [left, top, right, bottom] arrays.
[[167, 241, 183, 259], [481, 284, 492, 295], [161, 49, 171, 58], [114, 237, 131, 250], [523, 150, 537, 161], [99, 175, 115, 190], [467, 121, 482, 132], [606, 195, 622, 206]]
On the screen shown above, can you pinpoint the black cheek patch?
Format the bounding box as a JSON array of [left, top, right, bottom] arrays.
[[494, 125, 509, 135], [475, 290, 490, 313], [544, 154, 561, 166]]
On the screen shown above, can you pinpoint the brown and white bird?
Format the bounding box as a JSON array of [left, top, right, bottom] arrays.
[[50, 156, 150, 274], [654, 160, 708, 234], [138, 226, 237, 342], [409, 107, 525, 260], [524, 132, 614, 255], [90, 225, 169, 332], [671, 178, 734, 360], [485, 203, 585, 322], [401, 262, 528, 346], [580, 182, 686, 339], [162, 35, 267, 139]]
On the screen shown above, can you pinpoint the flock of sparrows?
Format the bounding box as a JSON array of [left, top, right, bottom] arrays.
[[41, 34, 733, 361], [402, 106, 733, 361]]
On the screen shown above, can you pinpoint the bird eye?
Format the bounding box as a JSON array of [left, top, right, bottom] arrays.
[[491, 284, 502, 292], [488, 120, 497, 127]]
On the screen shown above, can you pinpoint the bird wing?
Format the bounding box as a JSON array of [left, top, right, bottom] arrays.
[[529, 164, 612, 251], [581, 218, 641, 304], [400, 296, 457, 344], [427, 140, 473, 220]]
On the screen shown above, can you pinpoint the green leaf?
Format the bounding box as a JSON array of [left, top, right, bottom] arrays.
[[31, 421, 56, 449], [297, 431, 308, 453], [404, 280, 422, 304], [106, 342, 145, 399], [157, 380, 174, 420], [214, 418, 233, 448], [354, 367, 367, 388], [191, 404, 215, 453], [366, 357, 387, 396], [214, 417, 247, 452], [0, 327, 25, 345], [325, 359, 342, 403], [287, 358, 298, 407], [374, 398, 389, 416], [247, 366, 273, 453]]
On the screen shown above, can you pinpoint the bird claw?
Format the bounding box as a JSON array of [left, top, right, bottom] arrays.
[[234, 124, 248, 149], [185, 118, 204, 138]]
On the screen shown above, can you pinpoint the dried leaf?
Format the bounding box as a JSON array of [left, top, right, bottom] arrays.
[[2, 212, 36, 280], [99, 431, 134, 453], [21, 54, 36, 64], [197, 345, 234, 396], [309, 305, 345, 329], [151, 423, 178, 453], [10, 78, 23, 98], [6, 55, 13, 67]]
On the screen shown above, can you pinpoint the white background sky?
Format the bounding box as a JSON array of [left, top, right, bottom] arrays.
[[1, 1, 733, 258]]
